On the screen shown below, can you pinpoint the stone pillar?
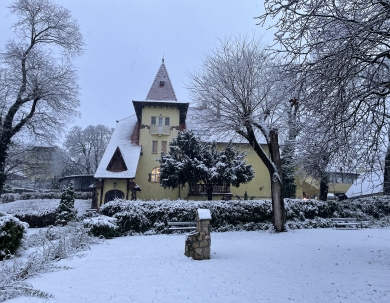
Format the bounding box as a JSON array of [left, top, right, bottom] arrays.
[[184, 208, 212, 260]]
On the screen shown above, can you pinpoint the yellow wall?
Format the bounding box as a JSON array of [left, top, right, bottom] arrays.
[[132, 105, 273, 201], [135, 105, 183, 200], [99, 178, 129, 207], [296, 176, 354, 199]]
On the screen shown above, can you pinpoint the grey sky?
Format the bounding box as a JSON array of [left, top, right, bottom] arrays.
[[0, 0, 274, 134]]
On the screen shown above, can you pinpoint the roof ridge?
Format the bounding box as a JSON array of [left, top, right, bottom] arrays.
[[146, 60, 177, 101]]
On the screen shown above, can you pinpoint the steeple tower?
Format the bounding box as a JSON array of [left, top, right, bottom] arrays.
[[146, 59, 177, 101]]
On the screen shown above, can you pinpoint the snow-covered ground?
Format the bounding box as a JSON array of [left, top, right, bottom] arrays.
[[0, 199, 91, 218], [6, 228, 390, 303]]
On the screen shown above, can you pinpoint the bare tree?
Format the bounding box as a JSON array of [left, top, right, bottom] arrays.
[[64, 125, 113, 174], [187, 36, 289, 232], [0, 0, 84, 192], [258, 0, 390, 194]]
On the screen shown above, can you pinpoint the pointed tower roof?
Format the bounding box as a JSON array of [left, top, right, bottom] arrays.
[[146, 59, 177, 101]]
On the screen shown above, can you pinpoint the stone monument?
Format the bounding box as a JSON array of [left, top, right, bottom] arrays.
[[184, 208, 212, 260]]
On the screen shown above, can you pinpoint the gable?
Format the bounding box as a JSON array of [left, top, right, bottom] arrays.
[[106, 147, 128, 172]]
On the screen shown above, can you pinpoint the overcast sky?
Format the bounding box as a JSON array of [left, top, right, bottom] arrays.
[[0, 0, 275, 135]]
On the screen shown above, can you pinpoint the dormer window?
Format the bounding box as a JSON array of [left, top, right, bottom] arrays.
[[160, 81, 165, 86]]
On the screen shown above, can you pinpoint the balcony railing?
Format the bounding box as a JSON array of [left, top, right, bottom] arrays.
[[189, 184, 231, 194], [149, 125, 171, 135]]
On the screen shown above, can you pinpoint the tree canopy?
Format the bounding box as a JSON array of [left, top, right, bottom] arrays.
[[187, 36, 288, 230], [158, 131, 254, 200], [0, 0, 83, 192]]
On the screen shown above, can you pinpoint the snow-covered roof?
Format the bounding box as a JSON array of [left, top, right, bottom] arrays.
[[146, 60, 177, 101], [94, 115, 141, 179], [345, 171, 383, 198], [185, 107, 267, 144]]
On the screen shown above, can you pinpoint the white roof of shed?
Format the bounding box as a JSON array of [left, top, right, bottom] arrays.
[[94, 115, 141, 179], [345, 171, 383, 198]]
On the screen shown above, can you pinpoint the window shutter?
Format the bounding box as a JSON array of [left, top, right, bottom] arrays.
[[148, 173, 151, 182]]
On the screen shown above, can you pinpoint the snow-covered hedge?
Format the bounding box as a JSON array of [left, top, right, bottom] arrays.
[[0, 212, 28, 260], [0, 199, 91, 227], [83, 215, 119, 238], [99, 196, 390, 234], [0, 191, 92, 204]]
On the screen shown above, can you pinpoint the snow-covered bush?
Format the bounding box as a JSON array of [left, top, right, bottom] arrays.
[[1, 223, 100, 301], [83, 215, 119, 238], [55, 182, 77, 226], [0, 212, 28, 260], [99, 196, 390, 234], [113, 211, 150, 234]]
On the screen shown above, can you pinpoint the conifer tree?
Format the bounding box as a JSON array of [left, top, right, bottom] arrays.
[[159, 131, 254, 200], [55, 181, 76, 225]]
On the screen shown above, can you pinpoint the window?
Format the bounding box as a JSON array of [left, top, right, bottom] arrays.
[[150, 167, 160, 182], [152, 140, 158, 153], [151, 116, 170, 127], [159, 81, 164, 86], [161, 141, 167, 153]]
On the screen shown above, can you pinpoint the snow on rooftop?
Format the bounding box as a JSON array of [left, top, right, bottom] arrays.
[[197, 208, 212, 220], [133, 100, 188, 104], [346, 170, 383, 198], [94, 115, 141, 179]]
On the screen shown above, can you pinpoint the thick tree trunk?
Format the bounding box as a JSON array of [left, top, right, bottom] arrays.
[[269, 130, 286, 232], [319, 175, 329, 201], [244, 127, 286, 232], [0, 141, 11, 193], [384, 131, 390, 194]]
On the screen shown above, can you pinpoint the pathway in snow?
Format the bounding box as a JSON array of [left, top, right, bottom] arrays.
[[7, 228, 390, 303]]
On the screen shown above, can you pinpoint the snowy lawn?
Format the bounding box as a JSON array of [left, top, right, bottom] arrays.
[[0, 199, 91, 218], [6, 228, 390, 303]]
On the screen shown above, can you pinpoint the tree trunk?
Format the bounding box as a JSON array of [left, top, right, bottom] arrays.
[[0, 141, 11, 193], [244, 127, 286, 232], [269, 129, 286, 232], [206, 186, 213, 201], [384, 131, 390, 194], [319, 174, 329, 201]]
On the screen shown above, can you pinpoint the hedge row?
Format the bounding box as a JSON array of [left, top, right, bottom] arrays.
[[98, 196, 390, 235]]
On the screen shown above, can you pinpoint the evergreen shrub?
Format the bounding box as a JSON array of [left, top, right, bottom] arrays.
[[0, 212, 28, 260], [83, 215, 118, 238], [55, 182, 77, 226]]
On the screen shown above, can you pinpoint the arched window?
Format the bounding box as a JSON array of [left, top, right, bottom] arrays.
[[149, 167, 160, 182]]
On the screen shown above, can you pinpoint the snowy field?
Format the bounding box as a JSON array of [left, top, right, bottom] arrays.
[[0, 199, 91, 218], [5, 228, 390, 303]]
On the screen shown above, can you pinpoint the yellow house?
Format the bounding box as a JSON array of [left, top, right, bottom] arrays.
[[94, 60, 356, 207], [94, 60, 273, 207]]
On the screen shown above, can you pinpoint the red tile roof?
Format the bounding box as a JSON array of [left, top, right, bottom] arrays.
[[146, 59, 177, 101]]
